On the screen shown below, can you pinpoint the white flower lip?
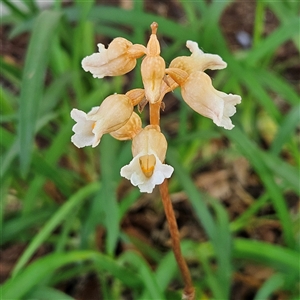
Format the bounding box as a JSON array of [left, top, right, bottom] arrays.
[[120, 152, 174, 193], [70, 107, 99, 148]]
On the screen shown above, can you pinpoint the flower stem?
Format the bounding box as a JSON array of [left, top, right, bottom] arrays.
[[149, 101, 161, 126], [159, 179, 195, 300]]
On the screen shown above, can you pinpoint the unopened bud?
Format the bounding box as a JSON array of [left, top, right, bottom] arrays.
[[126, 89, 145, 106], [110, 112, 142, 140]]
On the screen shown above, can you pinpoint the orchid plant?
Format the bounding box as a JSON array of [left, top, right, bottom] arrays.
[[71, 22, 241, 299]]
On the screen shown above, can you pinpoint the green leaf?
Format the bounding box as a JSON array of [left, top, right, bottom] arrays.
[[254, 273, 284, 300], [225, 127, 296, 249], [119, 251, 166, 299], [18, 10, 62, 176], [233, 238, 299, 275], [26, 286, 74, 300], [11, 182, 100, 277], [246, 17, 299, 65], [271, 105, 300, 156], [2, 250, 142, 299]]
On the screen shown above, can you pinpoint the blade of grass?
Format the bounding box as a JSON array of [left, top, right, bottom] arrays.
[[26, 286, 74, 300], [256, 69, 299, 106], [63, 6, 198, 42], [2, 0, 27, 19], [1, 209, 55, 245], [99, 135, 120, 255], [254, 273, 284, 300], [246, 16, 299, 66], [18, 10, 62, 176], [230, 193, 269, 232], [233, 238, 299, 275], [167, 148, 216, 240], [119, 251, 166, 300], [210, 200, 232, 299], [225, 127, 296, 249], [270, 105, 300, 156], [2, 250, 142, 299], [11, 182, 100, 278]]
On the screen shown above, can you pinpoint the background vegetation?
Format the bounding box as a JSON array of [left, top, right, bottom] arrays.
[[1, 0, 299, 299]]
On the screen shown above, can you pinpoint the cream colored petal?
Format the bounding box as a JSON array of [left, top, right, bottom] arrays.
[[169, 40, 227, 73], [131, 125, 167, 162], [120, 152, 174, 193], [70, 108, 99, 148], [186, 40, 227, 70]]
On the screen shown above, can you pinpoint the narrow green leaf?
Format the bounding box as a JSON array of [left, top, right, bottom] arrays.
[[246, 17, 299, 65], [2, 250, 142, 299], [254, 273, 284, 300], [271, 105, 300, 156], [119, 251, 166, 299], [11, 182, 100, 277], [168, 148, 216, 240], [225, 127, 296, 249], [18, 10, 62, 176], [26, 286, 74, 300], [1, 209, 55, 245], [233, 238, 299, 275], [2, 0, 27, 19], [99, 135, 120, 255]]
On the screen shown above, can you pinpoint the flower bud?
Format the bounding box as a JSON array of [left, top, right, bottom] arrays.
[[141, 22, 165, 103], [110, 112, 142, 140], [126, 89, 145, 106]]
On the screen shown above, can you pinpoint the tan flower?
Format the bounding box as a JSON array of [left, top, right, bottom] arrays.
[[166, 69, 241, 129], [82, 37, 146, 78]]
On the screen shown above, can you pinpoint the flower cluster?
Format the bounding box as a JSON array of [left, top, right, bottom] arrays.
[[71, 22, 241, 193]]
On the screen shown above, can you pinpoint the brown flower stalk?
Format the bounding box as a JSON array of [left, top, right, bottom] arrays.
[[159, 180, 195, 300]]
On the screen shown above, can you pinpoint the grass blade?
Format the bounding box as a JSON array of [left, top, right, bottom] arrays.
[[2, 250, 142, 299], [11, 182, 100, 277], [18, 10, 62, 176]]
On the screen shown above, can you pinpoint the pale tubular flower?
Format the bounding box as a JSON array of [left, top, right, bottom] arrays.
[[165, 68, 241, 129], [110, 112, 142, 140], [180, 71, 241, 130], [169, 40, 227, 74], [82, 37, 146, 78], [120, 126, 174, 193], [71, 107, 99, 148]]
